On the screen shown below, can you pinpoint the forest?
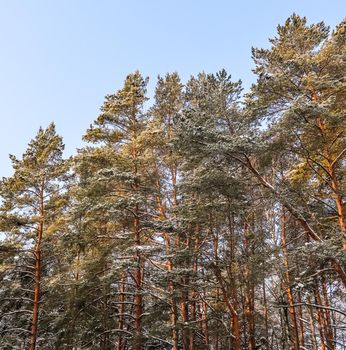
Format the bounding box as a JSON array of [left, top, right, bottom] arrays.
[[0, 14, 345, 350]]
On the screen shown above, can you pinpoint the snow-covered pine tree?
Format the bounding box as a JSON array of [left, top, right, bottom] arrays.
[[0, 123, 69, 349]]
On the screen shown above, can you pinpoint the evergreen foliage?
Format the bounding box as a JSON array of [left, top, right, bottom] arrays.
[[0, 15, 345, 350]]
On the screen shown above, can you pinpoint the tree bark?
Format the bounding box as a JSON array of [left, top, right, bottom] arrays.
[[281, 208, 300, 350], [327, 161, 346, 249], [116, 274, 126, 350], [134, 205, 143, 350], [313, 285, 326, 350], [29, 178, 44, 350]]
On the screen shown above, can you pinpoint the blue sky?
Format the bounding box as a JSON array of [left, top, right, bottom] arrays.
[[0, 1, 345, 176]]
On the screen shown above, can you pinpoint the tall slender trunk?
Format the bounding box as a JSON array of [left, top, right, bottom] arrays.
[[170, 285, 179, 350], [297, 290, 305, 349], [202, 297, 209, 348], [314, 280, 335, 350], [307, 296, 318, 350], [263, 281, 269, 344], [213, 266, 241, 350], [321, 276, 334, 349], [102, 278, 110, 349], [313, 285, 326, 350], [327, 162, 346, 249], [210, 215, 220, 350], [281, 300, 289, 350], [29, 178, 44, 350], [154, 159, 179, 350], [165, 230, 178, 350], [67, 248, 81, 350], [180, 220, 190, 348], [134, 204, 143, 350], [132, 123, 143, 350], [181, 246, 190, 350], [244, 221, 255, 350], [245, 285, 255, 350], [230, 307, 241, 350], [170, 163, 179, 350], [116, 274, 126, 350], [165, 228, 178, 350], [181, 285, 190, 350], [166, 116, 180, 349], [226, 207, 241, 350], [313, 90, 346, 247], [189, 235, 199, 350], [281, 207, 300, 350], [189, 294, 196, 350]]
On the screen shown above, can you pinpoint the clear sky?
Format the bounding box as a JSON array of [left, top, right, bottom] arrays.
[[0, 0, 345, 176]]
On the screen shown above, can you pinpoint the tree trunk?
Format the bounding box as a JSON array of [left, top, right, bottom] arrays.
[[297, 290, 305, 349], [307, 296, 318, 350], [263, 281, 269, 344], [134, 204, 143, 350], [202, 298, 209, 348], [313, 285, 326, 350], [281, 207, 300, 350], [327, 162, 346, 249], [116, 274, 126, 350], [29, 178, 44, 350], [181, 286, 190, 350], [213, 267, 241, 350], [189, 235, 198, 350], [244, 221, 256, 350]]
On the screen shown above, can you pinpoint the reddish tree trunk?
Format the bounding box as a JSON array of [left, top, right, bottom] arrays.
[[244, 221, 256, 350], [134, 205, 143, 350], [320, 277, 335, 350], [313, 286, 326, 350], [29, 178, 44, 350], [281, 208, 300, 350], [327, 162, 346, 249]]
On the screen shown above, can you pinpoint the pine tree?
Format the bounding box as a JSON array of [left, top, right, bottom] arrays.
[[248, 14, 346, 287], [0, 15, 345, 350], [0, 123, 68, 349], [80, 71, 160, 349], [150, 72, 184, 350]]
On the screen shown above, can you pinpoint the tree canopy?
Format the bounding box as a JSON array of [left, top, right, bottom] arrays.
[[0, 14, 345, 350]]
